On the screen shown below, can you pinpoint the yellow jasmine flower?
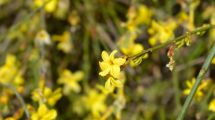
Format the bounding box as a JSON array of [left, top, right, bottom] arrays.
[[32, 83, 62, 106], [121, 43, 148, 58], [183, 78, 210, 100], [68, 10, 80, 26], [31, 103, 57, 120], [35, 30, 51, 45], [0, 54, 24, 92], [83, 89, 107, 118], [125, 4, 152, 32], [99, 50, 126, 78], [52, 31, 72, 53], [209, 99, 215, 112], [135, 5, 152, 25], [57, 69, 84, 94], [148, 20, 177, 46], [34, 0, 58, 13], [104, 72, 126, 92]]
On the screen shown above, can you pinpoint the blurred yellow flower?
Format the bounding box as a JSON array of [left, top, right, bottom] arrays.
[[0, 93, 9, 105], [32, 81, 62, 106], [105, 77, 122, 91], [83, 89, 107, 118], [99, 50, 126, 78], [148, 20, 177, 46], [0, 54, 24, 92], [125, 5, 152, 32], [105, 72, 126, 92], [52, 31, 72, 53], [31, 103, 57, 120], [35, 30, 51, 45], [34, 0, 58, 13], [209, 99, 215, 112], [68, 10, 80, 26], [121, 43, 142, 56], [183, 78, 210, 100], [57, 69, 84, 94]]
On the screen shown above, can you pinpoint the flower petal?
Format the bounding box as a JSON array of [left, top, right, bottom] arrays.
[[113, 58, 126, 66], [110, 78, 122, 88], [101, 51, 109, 61], [110, 50, 117, 60], [105, 78, 114, 92], [99, 68, 110, 77], [110, 65, 120, 78], [99, 62, 110, 70]]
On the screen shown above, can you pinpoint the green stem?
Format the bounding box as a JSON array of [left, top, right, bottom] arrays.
[[127, 24, 215, 61], [177, 41, 215, 120]]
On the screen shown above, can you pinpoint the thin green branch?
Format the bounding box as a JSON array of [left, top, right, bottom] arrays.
[[177, 41, 215, 120], [127, 24, 215, 61], [1, 83, 30, 119]]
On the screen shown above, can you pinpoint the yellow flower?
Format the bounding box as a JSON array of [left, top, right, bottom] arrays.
[[135, 5, 152, 25], [0, 94, 9, 105], [83, 89, 107, 118], [0, 54, 24, 92], [31, 103, 57, 120], [125, 4, 152, 32], [57, 69, 84, 94], [34, 0, 58, 13], [35, 30, 51, 45], [99, 50, 126, 78], [52, 31, 72, 53], [68, 10, 80, 26], [209, 99, 215, 112], [148, 20, 177, 46], [32, 81, 62, 106], [105, 72, 126, 92], [183, 78, 210, 100], [121, 43, 143, 56]]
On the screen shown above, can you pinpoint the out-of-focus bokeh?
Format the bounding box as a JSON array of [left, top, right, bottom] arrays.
[[0, 0, 215, 119]]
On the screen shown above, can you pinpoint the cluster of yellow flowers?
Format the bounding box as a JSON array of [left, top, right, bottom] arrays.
[[118, 4, 151, 66], [29, 79, 62, 120], [99, 50, 126, 91], [123, 4, 152, 32], [0, 54, 24, 94], [32, 80, 62, 106], [148, 20, 177, 46]]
